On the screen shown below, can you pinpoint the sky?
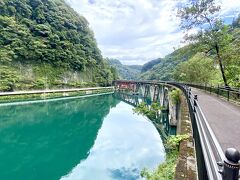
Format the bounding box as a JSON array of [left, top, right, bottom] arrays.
[[66, 0, 240, 65]]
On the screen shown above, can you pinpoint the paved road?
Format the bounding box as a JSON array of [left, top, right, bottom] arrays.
[[191, 88, 240, 151]]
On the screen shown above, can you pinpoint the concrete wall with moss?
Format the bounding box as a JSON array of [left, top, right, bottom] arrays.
[[174, 94, 197, 180]]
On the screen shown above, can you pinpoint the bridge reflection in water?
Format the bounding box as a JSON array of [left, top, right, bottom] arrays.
[[113, 91, 176, 140]]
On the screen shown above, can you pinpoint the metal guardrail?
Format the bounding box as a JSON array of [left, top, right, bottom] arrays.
[[185, 83, 240, 102], [187, 87, 224, 180], [182, 85, 240, 180]]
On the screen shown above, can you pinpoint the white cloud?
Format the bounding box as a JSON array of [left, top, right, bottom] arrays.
[[218, 0, 240, 16], [66, 0, 240, 65]]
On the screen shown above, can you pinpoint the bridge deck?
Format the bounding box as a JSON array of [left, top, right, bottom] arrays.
[[191, 88, 240, 151]]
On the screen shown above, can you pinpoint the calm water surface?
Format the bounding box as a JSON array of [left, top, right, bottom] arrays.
[[0, 94, 165, 180]]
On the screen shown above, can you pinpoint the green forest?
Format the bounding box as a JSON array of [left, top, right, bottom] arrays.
[[0, 0, 117, 91]]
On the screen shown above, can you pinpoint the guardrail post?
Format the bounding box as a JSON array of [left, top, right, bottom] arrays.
[[217, 85, 220, 96], [194, 95, 198, 106], [194, 94, 198, 100], [188, 88, 191, 98], [227, 90, 230, 101], [193, 94, 197, 112], [218, 148, 240, 180]]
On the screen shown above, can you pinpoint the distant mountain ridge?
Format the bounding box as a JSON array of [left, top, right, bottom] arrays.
[[106, 58, 142, 80], [141, 58, 162, 73], [107, 44, 198, 81], [140, 45, 198, 81]]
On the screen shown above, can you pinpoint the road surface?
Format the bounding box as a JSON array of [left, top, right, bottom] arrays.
[[191, 88, 240, 151]]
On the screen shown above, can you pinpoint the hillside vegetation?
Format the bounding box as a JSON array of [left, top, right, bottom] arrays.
[[141, 58, 161, 73], [141, 45, 197, 81], [0, 0, 116, 91], [107, 58, 141, 80]]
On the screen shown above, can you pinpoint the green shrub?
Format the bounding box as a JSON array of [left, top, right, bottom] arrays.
[[141, 134, 189, 180], [169, 89, 181, 105]]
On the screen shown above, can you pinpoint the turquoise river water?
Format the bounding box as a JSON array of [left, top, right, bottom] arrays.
[[0, 94, 165, 180]]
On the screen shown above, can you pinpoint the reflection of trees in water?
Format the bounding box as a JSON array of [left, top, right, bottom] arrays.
[[0, 94, 120, 128], [0, 94, 120, 180], [114, 92, 176, 141]]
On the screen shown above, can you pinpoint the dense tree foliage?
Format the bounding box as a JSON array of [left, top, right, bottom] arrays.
[[0, 0, 116, 91], [173, 53, 221, 84]]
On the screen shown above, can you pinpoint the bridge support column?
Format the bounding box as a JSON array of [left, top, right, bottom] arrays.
[[153, 85, 159, 102], [163, 87, 169, 108], [149, 85, 155, 101], [135, 83, 140, 94], [144, 85, 150, 98], [159, 86, 164, 107], [168, 98, 178, 126], [139, 85, 145, 96], [168, 89, 180, 126]]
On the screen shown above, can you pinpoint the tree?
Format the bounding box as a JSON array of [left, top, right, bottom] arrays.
[[221, 27, 240, 87], [177, 0, 230, 87], [173, 53, 220, 84]]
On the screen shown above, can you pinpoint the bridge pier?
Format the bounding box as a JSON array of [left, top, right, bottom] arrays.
[[168, 95, 179, 126], [144, 84, 150, 98], [153, 85, 160, 102], [159, 85, 164, 107]]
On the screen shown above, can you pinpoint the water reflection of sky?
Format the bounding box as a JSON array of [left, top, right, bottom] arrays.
[[61, 102, 165, 180]]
